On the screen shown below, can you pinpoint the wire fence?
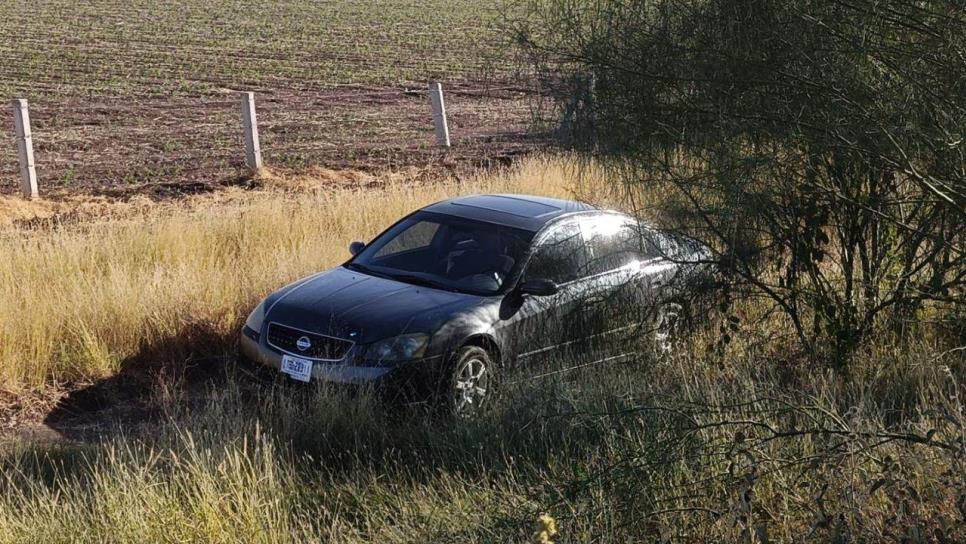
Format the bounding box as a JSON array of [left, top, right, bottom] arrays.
[[1, 81, 548, 196]]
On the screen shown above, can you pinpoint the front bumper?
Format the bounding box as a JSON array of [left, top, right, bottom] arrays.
[[239, 331, 442, 387]]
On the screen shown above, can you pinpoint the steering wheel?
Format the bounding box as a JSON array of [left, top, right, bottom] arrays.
[[457, 271, 505, 292]]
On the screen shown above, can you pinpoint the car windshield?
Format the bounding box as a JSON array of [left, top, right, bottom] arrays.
[[347, 211, 535, 295]]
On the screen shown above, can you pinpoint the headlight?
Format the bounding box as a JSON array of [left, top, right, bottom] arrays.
[[244, 300, 267, 332], [364, 333, 430, 365]]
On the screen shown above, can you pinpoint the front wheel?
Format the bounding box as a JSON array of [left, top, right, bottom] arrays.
[[445, 345, 494, 418], [651, 301, 691, 355]]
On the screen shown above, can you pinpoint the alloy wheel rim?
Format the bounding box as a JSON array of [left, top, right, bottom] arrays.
[[654, 303, 683, 354], [453, 356, 489, 416]]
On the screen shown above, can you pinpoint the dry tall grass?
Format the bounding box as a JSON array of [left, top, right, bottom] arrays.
[[0, 318, 960, 542], [0, 157, 612, 390], [0, 158, 961, 542]]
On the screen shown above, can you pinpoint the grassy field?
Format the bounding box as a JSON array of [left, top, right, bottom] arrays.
[[0, 157, 606, 391], [0, 0, 533, 193], [0, 1, 961, 540], [0, 342, 958, 543], [0, 157, 962, 541]]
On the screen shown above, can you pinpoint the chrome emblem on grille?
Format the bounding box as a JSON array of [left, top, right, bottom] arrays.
[[295, 336, 312, 351]]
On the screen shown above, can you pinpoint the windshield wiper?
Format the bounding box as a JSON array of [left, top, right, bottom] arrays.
[[345, 262, 392, 280], [389, 273, 457, 292], [347, 264, 459, 292]]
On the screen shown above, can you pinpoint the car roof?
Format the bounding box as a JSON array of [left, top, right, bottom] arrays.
[[421, 194, 597, 232]]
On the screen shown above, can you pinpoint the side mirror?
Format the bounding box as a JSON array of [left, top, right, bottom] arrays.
[[349, 241, 365, 256], [517, 278, 559, 296]]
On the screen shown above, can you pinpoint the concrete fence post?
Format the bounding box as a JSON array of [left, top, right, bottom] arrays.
[[428, 82, 451, 147], [11, 99, 39, 198], [239, 91, 263, 170]]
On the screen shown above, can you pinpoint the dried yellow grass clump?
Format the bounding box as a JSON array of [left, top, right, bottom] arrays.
[[0, 156, 608, 390]]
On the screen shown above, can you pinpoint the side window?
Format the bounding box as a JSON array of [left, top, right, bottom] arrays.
[[583, 216, 659, 275], [525, 222, 588, 284]]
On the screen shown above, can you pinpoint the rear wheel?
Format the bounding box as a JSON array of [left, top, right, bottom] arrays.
[[445, 345, 494, 418]]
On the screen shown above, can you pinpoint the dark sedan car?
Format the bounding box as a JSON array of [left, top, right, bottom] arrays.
[[241, 194, 711, 415]]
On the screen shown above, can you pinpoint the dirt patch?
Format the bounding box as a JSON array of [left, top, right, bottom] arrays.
[[0, 357, 281, 446], [0, 193, 163, 229], [255, 165, 378, 191], [1, 323, 241, 444], [0, 385, 66, 441], [0, 196, 60, 227]]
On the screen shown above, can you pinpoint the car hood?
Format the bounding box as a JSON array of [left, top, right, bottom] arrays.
[[263, 266, 484, 344]]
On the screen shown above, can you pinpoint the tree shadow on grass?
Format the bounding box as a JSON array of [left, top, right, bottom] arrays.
[[24, 328, 670, 542], [42, 322, 240, 441], [38, 321, 654, 511]]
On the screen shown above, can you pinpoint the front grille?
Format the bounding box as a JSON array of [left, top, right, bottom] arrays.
[[266, 323, 352, 360]]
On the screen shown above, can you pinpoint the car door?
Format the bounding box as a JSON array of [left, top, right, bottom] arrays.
[[578, 215, 671, 349], [500, 220, 591, 361]]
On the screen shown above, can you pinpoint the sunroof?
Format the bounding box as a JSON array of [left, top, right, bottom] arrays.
[[451, 195, 560, 218]]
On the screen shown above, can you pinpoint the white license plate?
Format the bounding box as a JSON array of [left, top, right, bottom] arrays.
[[280, 354, 313, 382]]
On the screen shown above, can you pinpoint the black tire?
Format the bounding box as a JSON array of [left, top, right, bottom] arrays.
[[443, 345, 495, 418]]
